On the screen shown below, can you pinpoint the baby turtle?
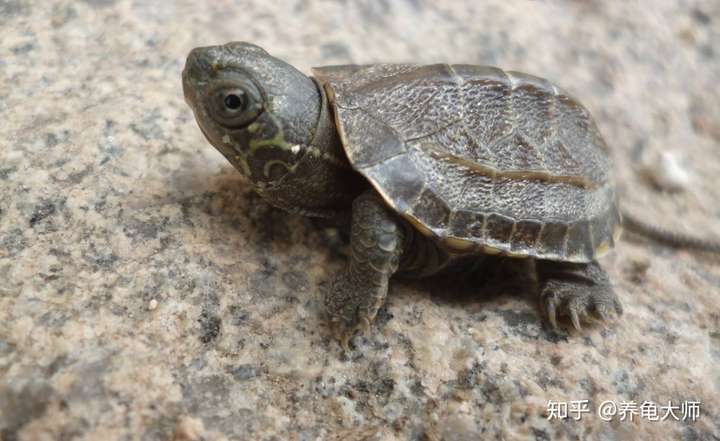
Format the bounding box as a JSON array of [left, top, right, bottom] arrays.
[[182, 42, 623, 348]]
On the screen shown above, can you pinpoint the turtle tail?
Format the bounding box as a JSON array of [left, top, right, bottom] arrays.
[[621, 209, 720, 253]]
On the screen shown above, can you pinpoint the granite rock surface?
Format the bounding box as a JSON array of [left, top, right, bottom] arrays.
[[1, 1, 720, 440]]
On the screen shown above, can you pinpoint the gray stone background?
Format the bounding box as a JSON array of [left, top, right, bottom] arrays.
[[1, 0, 719, 440]]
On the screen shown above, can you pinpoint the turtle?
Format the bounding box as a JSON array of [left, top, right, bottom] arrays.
[[182, 41, 625, 348]]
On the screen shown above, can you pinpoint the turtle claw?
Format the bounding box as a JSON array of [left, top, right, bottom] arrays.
[[545, 295, 558, 329], [540, 283, 621, 332], [594, 303, 611, 322], [358, 316, 371, 334], [328, 314, 372, 352], [569, 306, 582, 331], [328, 319, 350, 351], [340, 330, 352, 352], [596, 298, 624, 322]]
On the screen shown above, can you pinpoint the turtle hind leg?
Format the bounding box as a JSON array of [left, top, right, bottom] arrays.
[[535, 260, 623, 330], [324, 191, 404, 350]]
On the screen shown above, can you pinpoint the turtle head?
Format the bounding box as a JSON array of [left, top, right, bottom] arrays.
[[182, 42, 321, 187]]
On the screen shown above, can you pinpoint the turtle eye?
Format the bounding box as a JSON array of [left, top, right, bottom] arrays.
[[223, 91, 246, 111], [210, 83, 263, 128]]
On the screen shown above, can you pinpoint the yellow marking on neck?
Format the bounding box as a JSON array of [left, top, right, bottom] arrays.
[[247, 112, 349, 168], [222, 134, 251, 176], [263, 159, 296, 179]]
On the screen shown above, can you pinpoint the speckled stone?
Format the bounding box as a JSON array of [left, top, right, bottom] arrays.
[[1, 1, 719, 440]]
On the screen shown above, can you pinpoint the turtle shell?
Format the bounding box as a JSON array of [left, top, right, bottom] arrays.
[[312, 64, 621, 263]]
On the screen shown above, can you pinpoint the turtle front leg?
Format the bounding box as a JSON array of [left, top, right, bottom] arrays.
[[536, 261, 623, 330], [324, 191, 404, 350]]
